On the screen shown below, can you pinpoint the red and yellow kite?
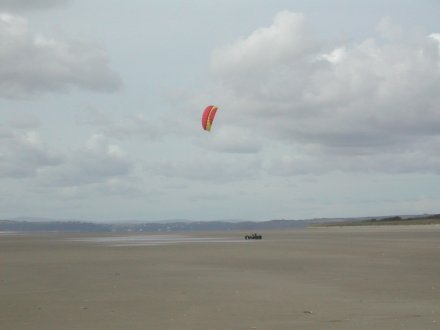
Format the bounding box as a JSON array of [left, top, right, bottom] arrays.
[[201, 105, 218, 132]]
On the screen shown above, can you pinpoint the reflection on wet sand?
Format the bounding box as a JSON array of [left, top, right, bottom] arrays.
[[69, 234, 248, 246]]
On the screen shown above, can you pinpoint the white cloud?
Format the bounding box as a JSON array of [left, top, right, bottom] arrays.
[[210, 11, 317, 106], [211, 11, 314, 76], [209, 11, 440, 175], [430, 33, 440, 43], [0, 13, 122, 99]]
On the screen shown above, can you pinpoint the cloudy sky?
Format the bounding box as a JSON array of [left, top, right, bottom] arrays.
[[1, 0, 439, 222]]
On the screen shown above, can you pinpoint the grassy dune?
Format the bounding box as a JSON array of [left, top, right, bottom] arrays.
[[315, 214, 440, 227]]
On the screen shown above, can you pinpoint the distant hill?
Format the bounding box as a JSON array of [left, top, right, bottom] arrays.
[[0, 220, 112, 232], [2, 214, 439, 233], [0, 219, 307, 233]]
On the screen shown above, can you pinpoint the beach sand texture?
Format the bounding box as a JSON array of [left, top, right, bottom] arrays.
[[1, 226, 439, 329]]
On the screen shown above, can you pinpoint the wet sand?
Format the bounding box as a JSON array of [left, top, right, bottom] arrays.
[[1, 226, 439, 329]]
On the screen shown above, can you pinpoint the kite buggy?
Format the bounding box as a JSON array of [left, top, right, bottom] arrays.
[[244, 233, 262, 240]]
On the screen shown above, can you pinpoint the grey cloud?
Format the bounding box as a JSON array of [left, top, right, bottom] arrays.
[[0, 128, 62, 178], [0, 0, 70, 12], [209, 11, 440, 174], [93, 179, 143, 197], [43, 134, 133, 187], [8, 113, 40, 129], [199, 126, 262, 154], [77, 110, 161, 142], [266, 142, 440, 176], [148, 157, 261, 183], [375, 17, 403, 40], [0, 13, 122, 99], [100, 115, 160, 141]]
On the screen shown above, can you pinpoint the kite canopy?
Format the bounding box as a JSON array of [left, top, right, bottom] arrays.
[[201, 105, 218, 131]]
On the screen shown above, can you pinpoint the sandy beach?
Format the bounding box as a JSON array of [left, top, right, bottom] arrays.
[[1, 225, 439, 329]]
